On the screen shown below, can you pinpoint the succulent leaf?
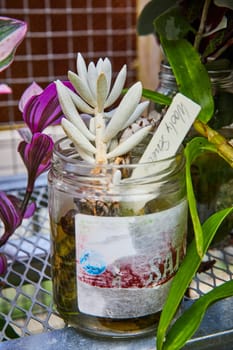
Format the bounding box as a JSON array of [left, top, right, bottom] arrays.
[[56, 80, 95, 141], [76, 52, 88, 83], [97, 73, 108, 112], [74, 144, 95, 164], [61, 118, 96, 154], [123, 101, 150, 129], [102, 58, 112, 94], [103, 81, 143, 142], [107, 125, 151, 159], [69, 89, 95, 114], [104, 65, 127, 108], [59, 54, 149, 166], [68, 70, 95, 107], [87, 61, 98, 101]]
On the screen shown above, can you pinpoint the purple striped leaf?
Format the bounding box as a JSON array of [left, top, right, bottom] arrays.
[[18, 133, 54, 191], [21, 81, 75, 133]]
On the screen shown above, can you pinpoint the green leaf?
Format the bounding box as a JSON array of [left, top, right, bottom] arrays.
[[156, 206, 233, 350], [163, 280, 233, 350], [0, 315, 19, 340], [142, 88, 172, 105], [156, 137, 233, 349], [154, 6, 194, 40], [137, 0, 175, 35], [185, 137, 217, 256], [155, 36, 214, 123], [0, 17, 27, 73]]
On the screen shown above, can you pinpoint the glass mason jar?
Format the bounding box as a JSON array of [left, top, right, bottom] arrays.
[[151, 63, 233, 240], [48, 137, 187, 337]]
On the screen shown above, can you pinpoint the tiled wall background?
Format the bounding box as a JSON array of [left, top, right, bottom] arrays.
[[0, 0, 137, 175]]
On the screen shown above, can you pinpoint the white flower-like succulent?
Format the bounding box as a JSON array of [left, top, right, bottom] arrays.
[[56, 53, 150, 165]]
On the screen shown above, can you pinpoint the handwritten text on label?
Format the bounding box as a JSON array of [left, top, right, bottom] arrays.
[[140, 93, 201, 163]]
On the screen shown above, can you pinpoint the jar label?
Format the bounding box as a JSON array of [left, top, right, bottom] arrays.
[[75, 200, 187, 318]]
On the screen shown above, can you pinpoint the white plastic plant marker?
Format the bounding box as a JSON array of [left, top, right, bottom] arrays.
[[122, 93, 201, 212], [132, 92, 201, 179]]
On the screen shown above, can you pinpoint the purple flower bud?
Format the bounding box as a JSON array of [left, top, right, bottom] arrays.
[[18, 133, 54, 191]]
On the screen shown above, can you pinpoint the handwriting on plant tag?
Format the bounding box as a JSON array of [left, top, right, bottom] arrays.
[[130, 93, 201, 179], [141, 93, 201, 163]]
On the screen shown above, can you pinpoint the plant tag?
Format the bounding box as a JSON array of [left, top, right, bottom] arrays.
[[131, 93, 201, 179], [141, 93, 201, 163]]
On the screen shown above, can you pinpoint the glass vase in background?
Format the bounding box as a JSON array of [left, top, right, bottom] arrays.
[[151, 62, 233, 243]]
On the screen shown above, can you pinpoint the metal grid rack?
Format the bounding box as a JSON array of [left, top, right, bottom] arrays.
[[0, 179, 232, 342], [0, 0, 137, 125], [0, 180, 64, 341], [0, 0, 137, 175]]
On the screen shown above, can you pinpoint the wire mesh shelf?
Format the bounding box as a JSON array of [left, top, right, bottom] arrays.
[[0, 182, 232, 342], [0, 183, 65, 341]]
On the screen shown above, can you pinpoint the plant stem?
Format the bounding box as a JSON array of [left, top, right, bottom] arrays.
[[210, 37, 233, 60], [94, 110, 108, 165], [194, 119, 233, 167], [194, 0, 212, 53], [20, 188, 33, 216]]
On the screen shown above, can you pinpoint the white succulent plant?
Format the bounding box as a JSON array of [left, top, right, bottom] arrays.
[[56, 53, 150, 165]]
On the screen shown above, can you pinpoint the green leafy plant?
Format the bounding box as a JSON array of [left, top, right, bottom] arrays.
[[156, 137, 233, 349], [137, 0, 233, 65], [137, 1, 233, 348]]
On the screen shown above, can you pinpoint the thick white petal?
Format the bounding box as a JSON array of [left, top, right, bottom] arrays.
[[68, 71, 95, 107], [107, 125, 151, 159], [87, 61, 98, 102], [69, 89, 95, 114], [107, 137, 119, 153], [103, 81, 143, 142], [74, 144, 95, 164], [62, 118, 96, 154], [56, 80, 94, 141], [97, 73, 108, 112], [123, 101, 150, 129], [96, 58, 104, 72], [77, 52, 88, 82], [102, 58, 112, 95], [104, 65, 127, 108], [89, 117, 96, 135]]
